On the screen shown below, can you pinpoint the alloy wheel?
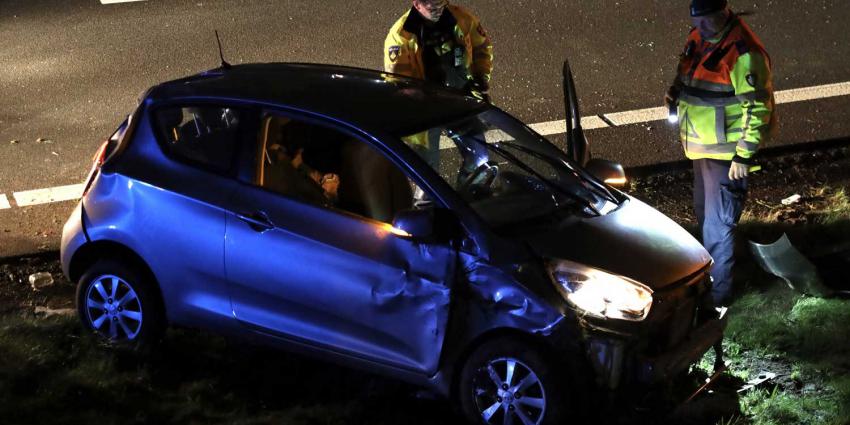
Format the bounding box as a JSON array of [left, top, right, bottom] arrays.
[[84, 274, 143, 341], [473, 357, 547, 425]]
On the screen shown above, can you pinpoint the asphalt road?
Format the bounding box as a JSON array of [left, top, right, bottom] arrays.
[[1, 0, 849, 257]]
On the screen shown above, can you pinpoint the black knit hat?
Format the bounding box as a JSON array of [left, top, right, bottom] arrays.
[[690, 0, 728, 16]]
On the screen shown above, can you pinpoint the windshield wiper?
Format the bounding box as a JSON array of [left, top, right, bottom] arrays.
[[452, 132, 602, 216], [496, 140, 619, 204]]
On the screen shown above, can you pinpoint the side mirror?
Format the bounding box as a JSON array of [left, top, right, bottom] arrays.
[[585, 158, 627, 187], [392, 209, 434, 240]]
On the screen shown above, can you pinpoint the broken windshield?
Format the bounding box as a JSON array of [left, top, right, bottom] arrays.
[[402, 109, 619, 227]]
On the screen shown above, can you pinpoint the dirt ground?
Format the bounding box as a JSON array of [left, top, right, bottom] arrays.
[[0, 252, 73, 315], [631, 144, 850, 230]]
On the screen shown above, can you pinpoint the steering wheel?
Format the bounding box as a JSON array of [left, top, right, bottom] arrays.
[[459, 161, 499, 195]]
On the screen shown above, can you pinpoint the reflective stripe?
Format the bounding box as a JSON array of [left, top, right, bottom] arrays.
[[742, 102, 755, 136], [739, 90, 771, 102], [715, 107, 726, 144], [680, 90, 770, 107], [682, 110, 700, 138], [680, 94, 738, 107], [681, 85, 734, 99], [737, 140, 759, 152], [686, 142, 738, 155], [681, 77, 735, 92]]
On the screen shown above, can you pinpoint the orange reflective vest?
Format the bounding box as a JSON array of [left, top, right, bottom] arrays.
[[675, 16, 775, 163]]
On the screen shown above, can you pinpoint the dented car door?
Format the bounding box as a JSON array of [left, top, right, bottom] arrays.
[[224, 192, 456, 374], [223, 112, 457, 374]]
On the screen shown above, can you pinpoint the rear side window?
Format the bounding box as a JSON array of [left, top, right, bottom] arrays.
[[155, 106, 241, 172]]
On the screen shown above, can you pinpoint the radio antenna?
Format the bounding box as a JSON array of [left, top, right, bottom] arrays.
[[215, 30, 231, 69]]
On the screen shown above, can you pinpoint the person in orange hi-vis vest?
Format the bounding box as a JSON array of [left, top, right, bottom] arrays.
[[665, 0, 775, 307]]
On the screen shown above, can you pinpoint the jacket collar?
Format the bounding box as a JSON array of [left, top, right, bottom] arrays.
[[703, 14, 739, 44], [402, 5, 457, 36]]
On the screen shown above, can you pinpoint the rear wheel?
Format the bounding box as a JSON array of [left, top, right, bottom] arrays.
[[459, 338, 574, 425], [76, 259, 164, 348]]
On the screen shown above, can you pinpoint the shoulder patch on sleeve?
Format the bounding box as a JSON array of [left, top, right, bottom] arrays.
[[388, 45, 401, 63], [746, 73, 758, 88]]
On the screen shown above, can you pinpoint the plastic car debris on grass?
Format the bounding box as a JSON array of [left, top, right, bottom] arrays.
[[781, 194, 802, 205], [738, 371, 778, 393], [749, 234, 832, 297], [28, 272, 54, 291], [34, 306, 75, 318]]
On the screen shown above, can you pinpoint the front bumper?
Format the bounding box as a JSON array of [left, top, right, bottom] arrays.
[[584, 314, 726, 389], [636, 313, 726, 383], [581, 269, 723, 389]]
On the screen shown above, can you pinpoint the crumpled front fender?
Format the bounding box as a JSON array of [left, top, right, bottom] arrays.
[[460, 252, 565, 334]]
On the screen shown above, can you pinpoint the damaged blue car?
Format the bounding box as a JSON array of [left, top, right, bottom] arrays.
[[61, 62, 726, 424]]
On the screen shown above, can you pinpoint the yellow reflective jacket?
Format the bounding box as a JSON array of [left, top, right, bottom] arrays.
[[674, 16, 775, 163], [384, 4, 493, 86]]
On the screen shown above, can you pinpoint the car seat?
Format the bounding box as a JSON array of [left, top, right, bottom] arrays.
[[338, 141, 412, 223]]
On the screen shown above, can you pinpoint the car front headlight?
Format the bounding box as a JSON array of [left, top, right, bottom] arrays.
[[547, 260, 653, 321]]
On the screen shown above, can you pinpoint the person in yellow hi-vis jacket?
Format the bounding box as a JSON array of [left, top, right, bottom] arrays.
[[666, 0, 775, 306], [385, 0, 493, 167]]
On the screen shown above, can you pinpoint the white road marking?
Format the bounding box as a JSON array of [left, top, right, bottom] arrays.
[[100, 0, 146, 4], [1, 80, 850, 210], [528, 116, 609, 136], [775, 81, 850, 104], [604, 106, 669, 126], [517, 81, 850, 132], [12, 184, 85, 207]]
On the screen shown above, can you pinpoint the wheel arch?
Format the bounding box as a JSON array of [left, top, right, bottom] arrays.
[[69, 240, 168, 322], [449, 326, 595, 424], [448, 327, 558, 402]]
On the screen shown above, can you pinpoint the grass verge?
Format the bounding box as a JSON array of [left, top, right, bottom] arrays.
[[0, 315, 459, 425], [703, 186, 850, 425]]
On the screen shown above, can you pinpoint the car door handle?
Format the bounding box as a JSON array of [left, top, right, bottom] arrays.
[[236, 211, 274, 232]]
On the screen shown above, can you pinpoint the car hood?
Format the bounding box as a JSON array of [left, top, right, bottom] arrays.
[[513, 196, 711, 289]]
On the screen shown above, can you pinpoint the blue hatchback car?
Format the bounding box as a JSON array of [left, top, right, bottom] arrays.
[[61, 63, 726, 424]]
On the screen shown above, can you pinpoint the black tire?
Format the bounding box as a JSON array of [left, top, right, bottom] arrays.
[[458, 337, 575, 425], [76, 258, 165, 349]]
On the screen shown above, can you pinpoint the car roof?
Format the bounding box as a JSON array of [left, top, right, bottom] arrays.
[[146, 62, 488, 135]]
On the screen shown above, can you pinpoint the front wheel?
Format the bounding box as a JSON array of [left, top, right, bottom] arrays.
[[458, 337, 575, 425], [76, 259, 164, 348]]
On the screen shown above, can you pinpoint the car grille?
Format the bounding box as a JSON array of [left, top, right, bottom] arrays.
[[644, 269, 711, 355]]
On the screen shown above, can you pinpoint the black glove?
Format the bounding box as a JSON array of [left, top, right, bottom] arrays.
[[665, 85, 680, 107], [471, 78, 489, 93], [466, 79, 491, 103]]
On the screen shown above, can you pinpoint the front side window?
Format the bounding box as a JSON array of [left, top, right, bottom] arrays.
[[253, 113, 424, 224], [401, 109, 621, 227], [155, 106, 241, 172]]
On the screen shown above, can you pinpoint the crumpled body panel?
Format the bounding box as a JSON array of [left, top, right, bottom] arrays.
[[749, 233, 831, 296], [226, 185, 456, 374], [458, 252, 564, 337]]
